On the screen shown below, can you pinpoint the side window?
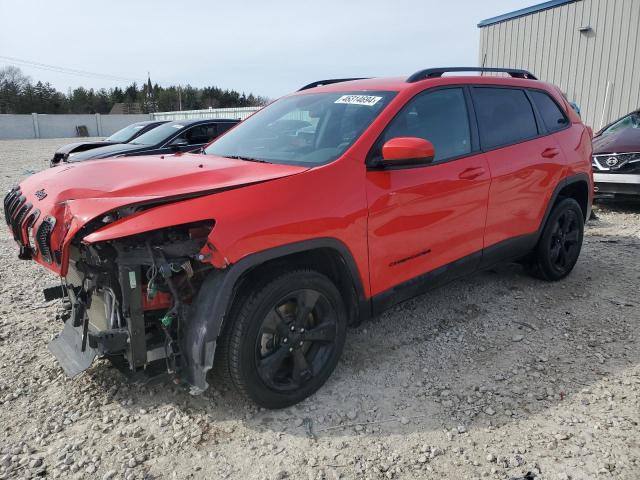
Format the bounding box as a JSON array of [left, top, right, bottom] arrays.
[[216, 122, 235, 136], [473, 87, 538, 150], [184, 125, 216, 145], [529, 90, 569, 132], [378, 88, 471, 163]]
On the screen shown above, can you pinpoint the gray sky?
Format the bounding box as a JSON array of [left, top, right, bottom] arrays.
[[1, 0, 535, 98]]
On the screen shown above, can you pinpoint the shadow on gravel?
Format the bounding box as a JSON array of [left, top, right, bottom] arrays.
[[85, 234, 639, 440], [594, 198, 640, 214]]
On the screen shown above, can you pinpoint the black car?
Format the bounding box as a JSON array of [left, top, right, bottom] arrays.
[[59, 119, 240, 164], [50, 120, 168, 166]]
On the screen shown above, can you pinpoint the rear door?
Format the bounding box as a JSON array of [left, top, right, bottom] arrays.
[[365, 87, 490, 298], [471, 86, 567, 259]]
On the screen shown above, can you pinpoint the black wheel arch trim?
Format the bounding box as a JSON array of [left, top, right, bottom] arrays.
[[538, 172, 591, 231], [179, 237, 368, 392]]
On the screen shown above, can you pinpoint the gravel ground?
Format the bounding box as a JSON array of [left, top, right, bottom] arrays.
[[0, 138, 638, 480]]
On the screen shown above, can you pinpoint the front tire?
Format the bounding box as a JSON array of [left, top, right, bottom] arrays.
[[219, 270, 347, 409], [529, 198, 584, 281]]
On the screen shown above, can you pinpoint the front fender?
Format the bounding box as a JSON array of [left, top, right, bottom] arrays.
[[179, 237, 368, 392]]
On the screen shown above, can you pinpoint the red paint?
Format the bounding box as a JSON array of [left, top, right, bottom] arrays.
[[142, 288, 173, 311], [482, 134, 567, 247], [8, 75, 593, 300], [381, 137, 435, 161], [366, 151, 491, 294]]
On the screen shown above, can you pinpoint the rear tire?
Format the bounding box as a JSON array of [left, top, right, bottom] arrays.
[[218, 269, 347, 409], [528, 198, 584, 281]]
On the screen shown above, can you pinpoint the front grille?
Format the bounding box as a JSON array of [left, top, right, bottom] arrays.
[[11, 202, 32, 241], [592, 152, 640, 173], [4, 187, 22, 226], [24, 209, 40, 249], [36, 216, 56, 263]]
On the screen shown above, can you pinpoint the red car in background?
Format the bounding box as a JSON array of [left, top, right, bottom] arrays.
[[4, 67, 593, 408]]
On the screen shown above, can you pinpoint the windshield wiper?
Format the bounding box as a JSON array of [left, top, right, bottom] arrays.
[[223, 155, 271, 164]]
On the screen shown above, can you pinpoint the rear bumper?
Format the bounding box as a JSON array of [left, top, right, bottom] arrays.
[[593, 173, 640, 197]]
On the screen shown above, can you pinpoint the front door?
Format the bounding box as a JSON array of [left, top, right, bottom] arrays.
[[365, 87, 491, 301]]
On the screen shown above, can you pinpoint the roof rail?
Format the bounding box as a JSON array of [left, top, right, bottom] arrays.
[[298, 78, 369, 91], [406, 67, 538, 83]]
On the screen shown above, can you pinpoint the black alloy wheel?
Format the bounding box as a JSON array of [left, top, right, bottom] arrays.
[[548, 208, 581, 272], [255, 288, 338, 392], [529, 197, 584, 281], [218, 270, 347, 409]]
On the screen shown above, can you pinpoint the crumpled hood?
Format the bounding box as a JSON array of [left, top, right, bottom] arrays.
[[593, 127, 640, 154], [21, 153, 308, 203], [13, 153, 308, 275]]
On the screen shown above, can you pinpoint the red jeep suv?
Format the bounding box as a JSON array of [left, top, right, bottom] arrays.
[[4, 67, 593, 408]]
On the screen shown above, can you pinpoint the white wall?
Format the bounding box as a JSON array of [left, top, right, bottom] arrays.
[[0, 113, 152, 140], [0, 114, 36, 140]]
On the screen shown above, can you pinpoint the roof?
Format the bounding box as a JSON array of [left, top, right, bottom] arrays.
[[166, 118, 239, 126], [478, 0, 578, 28], [291, 75, 546, 95], [131, 120, 168, 126], [297, 77, 409, 92], [295, 70, 543, 94]]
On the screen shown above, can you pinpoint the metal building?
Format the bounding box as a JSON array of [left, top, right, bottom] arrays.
[[478, 0, 640, 130]]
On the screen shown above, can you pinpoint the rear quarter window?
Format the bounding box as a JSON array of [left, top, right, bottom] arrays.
[[529, 90, 569, 132], [472, 87, 539, 150]]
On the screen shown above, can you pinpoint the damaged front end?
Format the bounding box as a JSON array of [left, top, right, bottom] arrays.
[[48, 219, 216, 384], [4, 153, 311, 392]]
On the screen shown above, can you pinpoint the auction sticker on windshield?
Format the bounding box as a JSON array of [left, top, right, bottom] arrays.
[[334, 95, 382, 106]]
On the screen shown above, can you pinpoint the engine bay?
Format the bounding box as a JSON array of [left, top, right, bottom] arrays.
[[49, 221, 215, 382]]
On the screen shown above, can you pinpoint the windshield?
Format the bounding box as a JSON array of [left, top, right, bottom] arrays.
[[601, 111, 640, 136], [105, 123, 146, 143], [130, 122, 185, 146], [204, 91, 396, 165]]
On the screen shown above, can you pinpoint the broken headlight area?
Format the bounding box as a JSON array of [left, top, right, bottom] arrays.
[[49, 220, 215, 381]]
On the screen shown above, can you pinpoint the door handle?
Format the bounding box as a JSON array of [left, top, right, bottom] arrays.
[[541, 147, 560, 158], [458, 167, 485, 180]]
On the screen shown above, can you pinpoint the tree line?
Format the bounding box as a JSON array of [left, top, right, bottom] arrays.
[[0, 66, 268, 114]]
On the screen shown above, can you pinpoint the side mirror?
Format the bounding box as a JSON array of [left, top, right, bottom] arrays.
[[377, 137, 435, 168], [169, 138, 189, 149]]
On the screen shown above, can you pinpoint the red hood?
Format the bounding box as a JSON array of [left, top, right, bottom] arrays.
[[27, 153, 307, 201], [13, 153, 308, 274]]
